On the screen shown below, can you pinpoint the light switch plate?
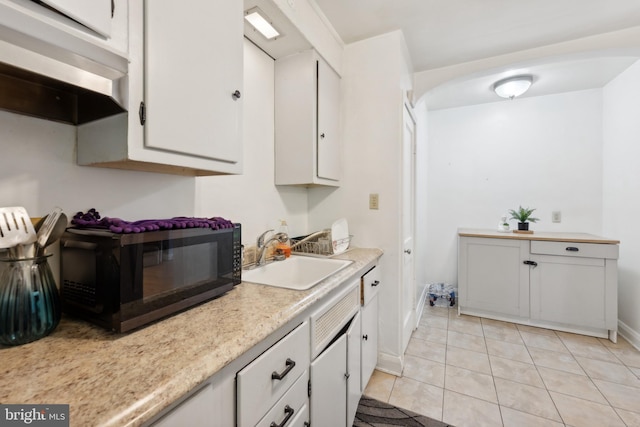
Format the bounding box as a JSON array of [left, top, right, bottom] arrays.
[[369, 193, 379, 210]]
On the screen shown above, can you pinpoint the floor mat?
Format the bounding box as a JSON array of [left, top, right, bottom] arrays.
[[354, 396, 454, 427]]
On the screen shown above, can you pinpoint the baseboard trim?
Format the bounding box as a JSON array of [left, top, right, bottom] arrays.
[[415, 286, 428, 326], [618, 320, 640, 351], [375, 352, 404, 376]]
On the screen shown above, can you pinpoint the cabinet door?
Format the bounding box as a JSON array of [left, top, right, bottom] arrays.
[[144, 0, 242, 164], [361, 294, 378, 391], [39, 0, 112, 37], [458, 237, 529, 318], [316, 58, 341, 181], [310, 333, 347, 427], [346, 312, 361, 427], [530, 255, 607, 329]]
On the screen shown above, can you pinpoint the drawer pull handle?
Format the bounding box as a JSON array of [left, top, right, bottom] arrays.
[[371, 280, 380, 287], [566, 247, 579, 252], [523, 260, 538, 267], [272, 358, 296, 381], [270, 405, 294, 427]]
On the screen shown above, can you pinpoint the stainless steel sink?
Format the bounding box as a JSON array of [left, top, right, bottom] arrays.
[[242, 255, 353, 290]]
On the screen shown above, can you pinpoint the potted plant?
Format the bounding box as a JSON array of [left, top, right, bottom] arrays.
[[508, 206, 539, 231]]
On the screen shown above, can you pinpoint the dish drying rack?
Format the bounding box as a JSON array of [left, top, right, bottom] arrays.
[[290, 230, 352, 256]]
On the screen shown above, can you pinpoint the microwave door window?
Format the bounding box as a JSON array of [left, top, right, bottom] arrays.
[[142, 241, 217, 301]]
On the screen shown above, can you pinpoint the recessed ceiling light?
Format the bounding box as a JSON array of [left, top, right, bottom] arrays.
[[493, 75, 533, 99], [244, 7, 280, 40]]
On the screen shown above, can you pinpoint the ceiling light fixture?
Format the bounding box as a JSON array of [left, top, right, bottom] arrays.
[[244, 7, 280, 40], [493, 75, 533, 100]]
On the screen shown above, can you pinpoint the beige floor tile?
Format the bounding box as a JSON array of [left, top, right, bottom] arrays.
[[447, 330, 487, 353], [486, 337, 533, 364], [444, 365, 497, 403], [423, 306, 450, 318], [558, 333, 620, 364], [576, 356, 640, 388], [607, 346, 640, 369], [402, 354, 446, 388], [442, 390, 503, 427], [521, 331, 568, 353], [388, 376, 443, 421], [446, 346, 491, 375], [489, 355, 544, 387], [598, 335, 633, 349], [550, 391, 626, 427], [405, 337, 447, 364], [363, 370, 396, 402], [631, 366, 640, 379], [411, 325, 448, 344], [482, 323, 524, 345], [592, 379, 640, 412], [528, 347, 585, 375], [448, 317, 484, 337], [516, 324, 558, 336], [494, 377, 562, 421], [538, 366, 607, 404], [501, 406, 565, 427], [420, 313, 449, 329], [615, 407, 640, 426], [481, 317, 518, 330]]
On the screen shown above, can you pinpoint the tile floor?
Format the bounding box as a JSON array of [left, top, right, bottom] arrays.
[[363, 306, 640, 427]]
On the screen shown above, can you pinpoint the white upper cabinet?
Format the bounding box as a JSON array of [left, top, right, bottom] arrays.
[[144, 0, 243, 165], [77, 0, 244, 176], [275, 49, 341, 186], [38, 0, 112, 37]]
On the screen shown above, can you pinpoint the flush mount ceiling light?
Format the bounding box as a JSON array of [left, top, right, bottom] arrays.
[[493, 75, 533, 100], [244, 7, 280, 40]]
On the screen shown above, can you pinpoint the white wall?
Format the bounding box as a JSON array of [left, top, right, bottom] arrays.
[[425, 89, 604, 285], [308, 31, 412, 374], [195, 40, 308, 244], [0, 40, 307, 249], [603, 60, 640, 348]]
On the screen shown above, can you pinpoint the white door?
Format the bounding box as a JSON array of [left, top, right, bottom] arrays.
[[310, 334, 347, 427], [40, 0, 112, 37], [401, 103, 416, 353]]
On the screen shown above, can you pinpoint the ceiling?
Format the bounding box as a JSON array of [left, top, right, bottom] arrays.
[[311, 0, 640, 109]]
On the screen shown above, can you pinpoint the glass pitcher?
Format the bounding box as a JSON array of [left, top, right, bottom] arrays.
[[0, 255, 61, 346]]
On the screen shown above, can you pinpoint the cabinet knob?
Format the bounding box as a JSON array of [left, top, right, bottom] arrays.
[[363, 334, 368, 341], [371, 280, 380, 287], [320, 133, 325, 139], [404, 249, 412, 254], [232, 90, 241, 100]]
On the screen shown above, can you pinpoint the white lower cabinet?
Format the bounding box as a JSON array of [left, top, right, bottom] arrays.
[[310, 311, 361, 427], [458, 234, 619, 340], [360, 266, 380, 391]]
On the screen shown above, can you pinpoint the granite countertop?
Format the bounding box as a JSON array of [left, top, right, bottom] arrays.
[[0, 247, 383, 427], [458, 228, 620, 244]]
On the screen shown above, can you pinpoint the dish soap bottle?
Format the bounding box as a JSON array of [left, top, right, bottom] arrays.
[[276, 220, 291, 258]]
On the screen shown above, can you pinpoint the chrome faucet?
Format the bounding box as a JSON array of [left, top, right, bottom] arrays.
[[256, 229, 289, 266]]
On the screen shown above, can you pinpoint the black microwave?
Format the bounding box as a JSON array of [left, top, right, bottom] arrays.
[[60, 224, 241, 332]]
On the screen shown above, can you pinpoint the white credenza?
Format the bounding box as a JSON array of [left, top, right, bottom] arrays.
[[457, 229, 619, 341]]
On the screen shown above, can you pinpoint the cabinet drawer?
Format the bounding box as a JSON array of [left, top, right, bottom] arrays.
[[530, 241, 618, 259], [237, 321, 310, 427], [256, 371, 309, 427], [361, 266, 381, 306]]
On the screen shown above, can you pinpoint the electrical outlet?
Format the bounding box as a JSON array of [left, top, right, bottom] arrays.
[[552, 211, 561, 223], [369, 193, 379, 210]]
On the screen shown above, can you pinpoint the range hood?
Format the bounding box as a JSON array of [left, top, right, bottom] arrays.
[[0, 8, 128, 125]]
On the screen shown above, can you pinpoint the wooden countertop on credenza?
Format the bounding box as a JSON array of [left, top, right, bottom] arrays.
[[458, 228, 620, 245]]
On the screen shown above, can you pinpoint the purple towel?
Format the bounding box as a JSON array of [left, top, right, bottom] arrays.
[[71, 208, 234, 234]]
